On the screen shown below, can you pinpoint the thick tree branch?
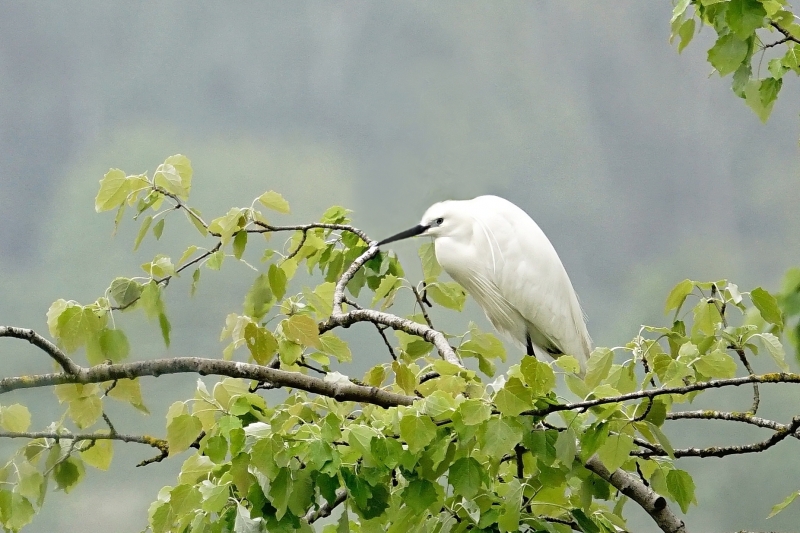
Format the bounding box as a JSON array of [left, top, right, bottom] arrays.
[[0, 354, 414, 408], [0, 326, 81, 374], [585, 454, 686, 533]]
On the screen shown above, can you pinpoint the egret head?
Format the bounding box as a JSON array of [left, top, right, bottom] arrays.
[[378, 200, 468, 246]]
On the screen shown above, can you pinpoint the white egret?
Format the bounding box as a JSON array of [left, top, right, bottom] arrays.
[[378, 195, 590, 368]]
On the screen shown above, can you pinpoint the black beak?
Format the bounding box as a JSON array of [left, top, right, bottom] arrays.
[[377, 224, 429, 246]]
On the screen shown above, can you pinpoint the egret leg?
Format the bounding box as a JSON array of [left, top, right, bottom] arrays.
[[525, 334, 536, 358]]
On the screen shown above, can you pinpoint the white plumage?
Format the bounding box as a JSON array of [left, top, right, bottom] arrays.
[[379, 195, 590, 368]]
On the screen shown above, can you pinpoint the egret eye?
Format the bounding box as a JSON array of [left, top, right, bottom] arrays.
[[434, 217, 444, 226]]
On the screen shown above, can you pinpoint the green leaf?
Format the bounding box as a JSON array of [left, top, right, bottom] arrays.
[[4, 492, 35, 531], [134, 215, 153, 251], [726, 0, 767, 39], [427, 282, 466, 311], [205, 250, 224, 270], [318, 332, 352, 363], [109, 278, 143, 308], [665, 279, 694, 314], [208, 208, 245, 246], [457, 399, 492, 427], [232, 231, 247, 260], [81, 437, 113, 470], [152, 218, 165, 240], [745, 79, 776, 123], [99, 328, 130, 362], [520, 357, 555, 396], [268, 263, 287, 300], [244, 323, 278, 365], [68, 395, 103, 429], [154, 161, 189, 200], [283, 314, 320, 348], [480, 417, 523, 458], [167, 414, 203, 455], [57, 306, 102, 353], [645, 421, 675, 460], [403, 479, 441, 514], [494, 377, 533, 416], [16, 462, 44, 503], [54, 456, 85, 493], [243, 274, 273, 321], [164, 154, 193, 198], [555, 427, 577, 466], [692, 349, 738, 378], [399, 414, 437, 453], [107, 378, 147, 413], [585, 347, 614, 389], [751, 287, 783, 327], [570, 509, 601, 533], [141, 254, 175, 278], [159, 312, 171, 348], [372, 274, 400, 306], [759, 332, 790, 372], [597, 433, 634, 472], [418, 242, 442, 281], [677, 18, 695, 53], [667, 469, 696, 513], [768, 489, 800, 518], [258, 190, 291, 214], [708, 34, 749, 76], [0, 404, 31, 432], [96, 169, 132, 212], [449, 457, 483, 498], [671, 0, 690, 23]]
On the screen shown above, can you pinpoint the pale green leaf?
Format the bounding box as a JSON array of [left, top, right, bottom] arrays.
[[664, 279, 694, 314], [167, 414, 203, 455], [109, 278, 143, 308], [759, 332, 789, 372], [0, 404, 31, 432], [751, 287, 783, 326], [399, 414, 437, 453], [768, 490, 800, 518], [283, 314, 320, 348], [258, 190, 290, 214], [597, 433, 634, 472], [708, 34, 749, 76], [81, 437, 113, 470], [95, 169, 132, 212], [667, 469, 696, 513], [134, 215, 153, 251]]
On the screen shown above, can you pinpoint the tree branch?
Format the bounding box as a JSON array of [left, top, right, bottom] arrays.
[[0, 353, 415, 408], [0, 326, 81, 374], [633, 416, 800, 459], [319, 242, 462, 366], [524, 373, 800, 417], [584, 454, 686, 533], [304, 488, 347, 523]]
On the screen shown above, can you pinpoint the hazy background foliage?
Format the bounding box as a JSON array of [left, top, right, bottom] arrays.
[[1, 1, 799, 531]]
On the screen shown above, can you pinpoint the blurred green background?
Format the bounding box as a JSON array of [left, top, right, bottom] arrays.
[[1, 1, 799, 531]]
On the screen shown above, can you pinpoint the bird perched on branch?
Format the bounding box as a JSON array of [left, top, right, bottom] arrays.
[[378, 195, 590, 369]]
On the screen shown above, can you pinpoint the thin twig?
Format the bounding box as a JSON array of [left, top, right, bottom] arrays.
[[374, 324, 397, 361], [412, 285, 434, 328], [633, 416, 800, 459]]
